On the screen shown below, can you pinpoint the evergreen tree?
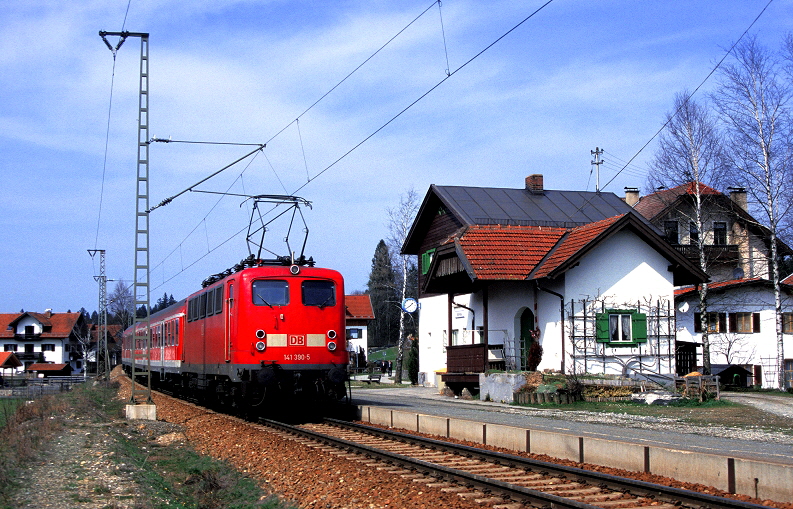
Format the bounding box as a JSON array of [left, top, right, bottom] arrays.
[[366, 240, 399, 348], [406, 335, 420, 385]]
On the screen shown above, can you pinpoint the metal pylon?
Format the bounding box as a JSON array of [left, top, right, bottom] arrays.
[[87, 249, 110, 378], [100, 30, 152, 404]]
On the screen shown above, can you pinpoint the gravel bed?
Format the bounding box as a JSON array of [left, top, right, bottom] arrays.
[[15, 376, 790, 509], [117, 380, 487, 509]]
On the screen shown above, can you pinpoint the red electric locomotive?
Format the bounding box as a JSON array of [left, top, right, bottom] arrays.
[[122, 258, 349, 413]]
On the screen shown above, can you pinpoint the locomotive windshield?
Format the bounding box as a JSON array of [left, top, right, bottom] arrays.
[[302, 280, 336, 308], [252, 280, 289, 307]]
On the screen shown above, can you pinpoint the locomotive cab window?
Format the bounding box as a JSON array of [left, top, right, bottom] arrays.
[[302, 280, 336, 308], [252, 280, 289, 307]]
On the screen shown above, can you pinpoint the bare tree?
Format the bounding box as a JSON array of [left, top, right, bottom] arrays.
[[711, 333, 757, 365], [648, 91, 727, 374], [712, 35, 793, 389], [108, 280, 134, 328], [71, 323, 93, 378], [387, 188, 420, 384]]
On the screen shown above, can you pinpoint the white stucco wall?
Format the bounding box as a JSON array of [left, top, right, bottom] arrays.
[[563, 230, 674, 303]]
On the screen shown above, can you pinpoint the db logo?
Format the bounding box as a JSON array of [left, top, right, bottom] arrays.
[[289, 335, 305, 346]]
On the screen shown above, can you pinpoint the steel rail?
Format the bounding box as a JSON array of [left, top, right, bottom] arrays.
[[317, 418, 773, 509], [262, 418, 600, 509]]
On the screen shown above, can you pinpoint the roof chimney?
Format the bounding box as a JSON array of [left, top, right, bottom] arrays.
[[45, 309, 52, 318], [728, 187, 747, 211], [624, 187, 640, 207], [525, 174, 544, 194]]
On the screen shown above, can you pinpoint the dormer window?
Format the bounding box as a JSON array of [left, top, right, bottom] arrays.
[[25, 325, 35, 335]]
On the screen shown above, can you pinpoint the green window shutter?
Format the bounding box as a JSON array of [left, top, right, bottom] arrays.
[[421, 248, 436, 275], [595, 312, 609, 342], [631, 312, 647, 342]]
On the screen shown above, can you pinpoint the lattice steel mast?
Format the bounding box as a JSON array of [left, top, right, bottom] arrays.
[[100, 30, 152, 404], [87, 249, 110, 378]]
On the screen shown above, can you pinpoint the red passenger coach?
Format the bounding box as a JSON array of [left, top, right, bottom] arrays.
[[123, 261, 348, 413]]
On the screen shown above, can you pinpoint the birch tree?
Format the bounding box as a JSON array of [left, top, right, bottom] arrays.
[[648, 91, 726, 374], [712, 35, 793, 389], [387, 188, 419, 384]]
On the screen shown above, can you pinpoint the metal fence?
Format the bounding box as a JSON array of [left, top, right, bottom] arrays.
[[0, 376, 87, 399]]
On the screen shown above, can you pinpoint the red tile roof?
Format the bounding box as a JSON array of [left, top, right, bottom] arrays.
[[0, 351, 22, 369], [456, 224, 567, 280], [0, 312, 81, 339], [531, 215, 624, 279], [26, 363, 69, 371], [674, 277, 769, 297], [633, 182, 721, 220], [345, 295, 375, 320]]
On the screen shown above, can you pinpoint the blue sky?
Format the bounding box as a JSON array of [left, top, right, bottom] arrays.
[[1, 0, 791, 315]]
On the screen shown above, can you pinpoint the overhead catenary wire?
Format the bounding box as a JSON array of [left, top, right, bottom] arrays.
[[290, 0, 556, 196]]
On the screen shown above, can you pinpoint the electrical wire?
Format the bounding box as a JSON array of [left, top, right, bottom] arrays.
[[598, 0, 774, 192], [149, 0, 557, 291], [291, 0, 555, 196]]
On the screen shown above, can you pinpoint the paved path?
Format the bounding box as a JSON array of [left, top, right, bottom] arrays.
[[350, 386, 793, 465], [720, 392, 793, 419]]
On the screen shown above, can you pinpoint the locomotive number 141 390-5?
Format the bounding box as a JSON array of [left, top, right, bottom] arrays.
[[283, 354, 310, 361]]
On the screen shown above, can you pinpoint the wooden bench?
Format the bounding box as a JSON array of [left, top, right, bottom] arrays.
[[362, 374, 382, 384]]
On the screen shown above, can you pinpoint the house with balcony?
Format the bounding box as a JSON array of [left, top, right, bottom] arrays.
[[0, 310, 87, 373], [402, 175, 706, 390], [627, 182, 792, 282]]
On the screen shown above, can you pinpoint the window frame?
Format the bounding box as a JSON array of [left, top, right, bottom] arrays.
[[713, 221, 728, 246], [693, 312, 726, 333], [663, 220, 679, 245], [421, 248, 436, 275], [301, 279, 336, 307], [595, 309, 647, 347], [252, 279, 290, 307]]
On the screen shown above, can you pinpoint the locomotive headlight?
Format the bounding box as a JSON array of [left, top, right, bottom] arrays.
[[327, 329, 337, 339], [256, 329, 266, 339], [255, 341, 266, 352], [327, 341, 337, 352]]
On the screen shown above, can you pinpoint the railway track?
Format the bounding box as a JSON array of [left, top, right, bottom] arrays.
[[262, 418, 773, 509]]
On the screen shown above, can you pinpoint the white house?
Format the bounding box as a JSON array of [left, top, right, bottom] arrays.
[[402, 175, 706, 390], [345, 294, 374, 370], [675, 278, 793, 389], [0, 310, 86, 374]]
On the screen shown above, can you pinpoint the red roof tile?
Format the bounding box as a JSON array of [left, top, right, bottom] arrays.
[[27, 363, 69, 371], [531, 215, 624, 279], [345, 295, 375, 320], [456, 224, 567, 280], [634, 182, 721, 220], [0, 351, 22, 368], [0, 312, 81, 339], [674, 277, 768, 297]]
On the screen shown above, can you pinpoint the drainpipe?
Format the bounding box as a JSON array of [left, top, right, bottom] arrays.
[[536, 283, 565, 374]]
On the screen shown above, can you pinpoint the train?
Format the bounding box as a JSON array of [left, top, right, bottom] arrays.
[[122, 257, 349, 414]]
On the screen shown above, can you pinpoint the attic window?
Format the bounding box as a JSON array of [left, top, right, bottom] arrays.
[[595, 309, 647, 346], [421, 248, 436, 275]]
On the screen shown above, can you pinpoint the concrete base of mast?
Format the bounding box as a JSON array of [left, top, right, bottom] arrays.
[[125, 404, 157, 421]]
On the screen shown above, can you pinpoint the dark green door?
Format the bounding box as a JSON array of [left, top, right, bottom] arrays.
[[520, 308, 535, 371]]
